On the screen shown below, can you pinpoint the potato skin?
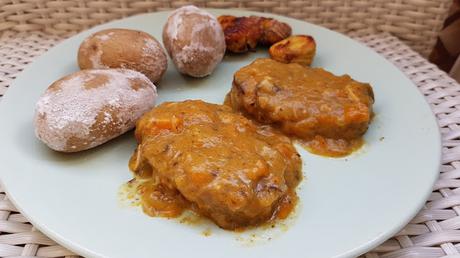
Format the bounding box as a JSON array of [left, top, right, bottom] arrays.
[[269, 35, 316, 66], [162, 5, 225, 77], [34, 69, 157, 152], [78, 29, 167, 83]]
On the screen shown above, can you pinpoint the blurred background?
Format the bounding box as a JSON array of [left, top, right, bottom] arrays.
[[431, 0, 460, 82]]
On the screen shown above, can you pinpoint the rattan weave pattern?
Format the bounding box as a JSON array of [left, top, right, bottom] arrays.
[[0, 0, 452, 57], [355, 33, 460, 257], [0, 30, 459, 258]]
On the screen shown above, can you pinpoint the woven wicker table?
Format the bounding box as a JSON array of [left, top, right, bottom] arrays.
[[1, 28, 460, 258]]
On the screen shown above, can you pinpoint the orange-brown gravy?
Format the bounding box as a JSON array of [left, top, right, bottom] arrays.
[[300, 136, 365, 157], [226, 58, 374, 157], [134, 178, 298, 228], [128, 100, 302, 230]]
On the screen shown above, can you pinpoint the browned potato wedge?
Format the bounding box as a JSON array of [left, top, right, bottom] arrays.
[[269, 35, 316, 66], [217, 15, 291, 53]]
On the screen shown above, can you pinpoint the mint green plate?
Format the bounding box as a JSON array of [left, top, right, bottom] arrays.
[[0, 9, 441, 258]]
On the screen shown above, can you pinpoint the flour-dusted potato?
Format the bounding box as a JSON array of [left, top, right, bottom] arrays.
[[78, 29, 167, 83], [162, 5, 225, 77], [34, 69, 157, 152]]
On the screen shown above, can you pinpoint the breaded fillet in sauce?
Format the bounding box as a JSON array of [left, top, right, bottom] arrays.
[[227, 58, 374, 157], [129, 100, 302, 230]]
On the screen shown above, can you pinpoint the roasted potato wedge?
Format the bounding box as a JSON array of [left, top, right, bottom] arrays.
[[218, 15, 291, 53], [269, 35, 316, 66], [218, 15, 262, 53], [259, 17, 292, 45]]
